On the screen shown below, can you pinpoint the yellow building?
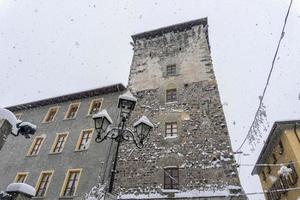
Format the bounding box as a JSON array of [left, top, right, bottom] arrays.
[[252, 120, 300, 200]]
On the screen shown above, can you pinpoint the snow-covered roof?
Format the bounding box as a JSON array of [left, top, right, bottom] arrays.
[[6, 183, 36, 197], [119, 91, 137, 103], [133, 116, 154, 128], [92, 109, 113, 124], [0, 107, 18, 135], [6, 83, 125, 112]]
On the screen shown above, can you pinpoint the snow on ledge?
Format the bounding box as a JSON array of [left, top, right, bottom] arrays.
[[164, 134, 178, 139], [6, 183, 36, 197], [118, 189, 229, 199]]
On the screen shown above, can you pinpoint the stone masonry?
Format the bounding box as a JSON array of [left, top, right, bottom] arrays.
[[0, 119, 12, 151], [114, 18, 246, 199]]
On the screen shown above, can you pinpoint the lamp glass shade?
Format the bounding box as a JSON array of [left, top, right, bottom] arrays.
[[135, 122, 152, 141], [94, 116, 111, 134], [118, 91, 137, 115], [119, 99, 136, 114]]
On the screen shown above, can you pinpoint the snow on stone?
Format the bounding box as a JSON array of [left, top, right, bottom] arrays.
[[174, 189, 229, 198], [0, 107, 18, 135], [268, 175, 277, 183], [118, 189, 230, 199], [119, 91, 137, 102], [278, 165, 292, 177], [92, 109, 113, 124], [164, 134, 178, 139], [6, 183, 36, 197], [133, 116, 154, 128]]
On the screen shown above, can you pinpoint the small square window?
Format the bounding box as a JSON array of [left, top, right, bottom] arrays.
[[166, 89, 177, 103], [164, 167, 179, 189], [60, 169, 82, 197], [64, 103, 80, 119], [27, 136, 45, 156], [294, 126, 300, 143], [267, 165, 272, 174], [43, 107, 59, 123], [272, 154, 277, 164], [166, 65, 176, 76], [14, 172, 28, 183], [36, 171, 53, 197], [88, 99, 102, 115], [75, 129, 93, 151], [279, 140, 284, 155], [261, 170, 266, 182], [165, 122, 177, 137], [50, 133, 68, 154]]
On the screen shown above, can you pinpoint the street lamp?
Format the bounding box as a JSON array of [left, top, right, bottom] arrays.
[[92, 91, 153, 193]]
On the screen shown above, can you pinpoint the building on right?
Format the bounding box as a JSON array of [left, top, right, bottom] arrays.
[[252, 120, 300, 200]]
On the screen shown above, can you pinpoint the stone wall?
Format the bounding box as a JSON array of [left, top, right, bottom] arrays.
[[114, 19, 246, 199]]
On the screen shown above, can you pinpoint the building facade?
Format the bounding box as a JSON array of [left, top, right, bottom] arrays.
[[0, 18, 246, 200], [252, 120, 300, 200], [0, 84, 126, 200], [114, 18, 245, 199]]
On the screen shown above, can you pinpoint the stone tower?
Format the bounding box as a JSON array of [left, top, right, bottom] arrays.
[[115, 18, 246, 199]]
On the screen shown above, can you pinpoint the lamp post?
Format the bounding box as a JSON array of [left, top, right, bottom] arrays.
[[92, 91, 154, 194]]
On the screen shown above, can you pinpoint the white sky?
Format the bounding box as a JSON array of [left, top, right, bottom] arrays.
[[1, 0, 300, 199]]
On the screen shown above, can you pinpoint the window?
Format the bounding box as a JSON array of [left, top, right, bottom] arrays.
[[294, 125, 300, 143], [64, 103, 80, 119], [166, 89, 177, 103], [43, 106, 59, 123], [75, 129, 93, 151], [279, 140, 284, 155], [15, 113, 22, 120], [261, 170, 266, 182], [35, 171, 53, 197], [50, 132, 68, 153], [267, 165, 272, 174], [88, 99, 102, 115], [14, 172, 28, 183], [272, 154, 277, 164], [165, 122, 177, 137], [164, 167, 179, 189], [27, 136, 45, 156], [61, 169, 82, 197], [166, 65, 176, 76]]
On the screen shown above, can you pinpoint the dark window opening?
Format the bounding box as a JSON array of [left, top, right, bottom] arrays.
[[279, 141, 284, 155], [165, 122, 177, 137], [166, 65, 176, 76], [164, 168, 179, 189], [166, 89, 177, 102]]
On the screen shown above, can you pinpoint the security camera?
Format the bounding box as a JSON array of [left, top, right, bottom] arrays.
[[16, 122, 37, 139]]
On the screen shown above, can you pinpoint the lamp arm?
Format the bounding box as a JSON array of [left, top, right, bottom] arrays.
[[122, 128, 143, 149], [95, 127, 119, 143]]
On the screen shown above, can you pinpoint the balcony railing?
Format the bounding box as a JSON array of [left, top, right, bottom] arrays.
[[266, 162, 298, 200]]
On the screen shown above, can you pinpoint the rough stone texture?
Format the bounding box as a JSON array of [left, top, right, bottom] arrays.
[[0, 119, 12, 151], [0, 88, 125, 200], [114, 19, 246, 199]]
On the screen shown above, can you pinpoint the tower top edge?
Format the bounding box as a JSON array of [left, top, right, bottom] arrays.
[[131, 17, 208, 42]]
